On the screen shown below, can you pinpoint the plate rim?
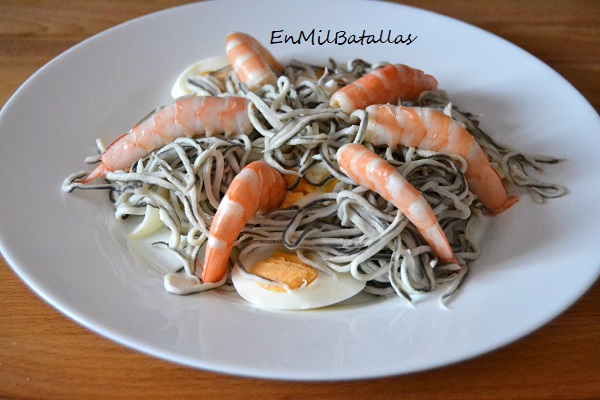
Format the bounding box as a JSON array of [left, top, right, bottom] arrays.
[[1, 0, 599, 381]]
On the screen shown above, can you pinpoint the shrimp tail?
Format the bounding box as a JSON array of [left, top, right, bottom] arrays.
[[76, 162, 108, 184], [491, 197, 519, 215], [472, 167, 518, 214]]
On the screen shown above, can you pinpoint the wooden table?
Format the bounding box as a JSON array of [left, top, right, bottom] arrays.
[[1, 1, 598, 398]]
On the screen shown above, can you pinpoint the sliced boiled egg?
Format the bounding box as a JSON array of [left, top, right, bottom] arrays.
[[170, 55, 231, 99], [129, 204, 163, 239], [231, 248, 365, 310], [129, 188, 169, 239]]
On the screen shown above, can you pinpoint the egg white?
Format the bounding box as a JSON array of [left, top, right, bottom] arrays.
[[231, 248, 366, 310], [129, 204, 163, 239], [129, 187, 169, 239]]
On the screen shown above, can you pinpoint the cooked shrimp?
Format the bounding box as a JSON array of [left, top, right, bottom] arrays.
[[201, 160, 287, 283], [226, 32, 284, 91], [330, 63, 437, 114], [337, 143, 457, 264], [364, 104, 518, 214], [78, 95, 251, 183]]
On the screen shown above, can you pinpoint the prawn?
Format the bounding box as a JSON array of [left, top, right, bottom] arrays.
[[337, 143, 457, 264], [201, 160, 287, 283], [78, 95, 251, 183], [226, 32, 284, 91], [364, 104, 518, 214], [330, 63, 437, 114]]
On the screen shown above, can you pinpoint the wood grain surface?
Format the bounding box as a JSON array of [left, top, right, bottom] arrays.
[[1, 1, 599, 399]]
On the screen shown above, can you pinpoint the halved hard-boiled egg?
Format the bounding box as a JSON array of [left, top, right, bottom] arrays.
[[231, 247, 365, 310]]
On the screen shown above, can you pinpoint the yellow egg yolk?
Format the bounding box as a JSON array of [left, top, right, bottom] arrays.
[[249, 252, 317, 292], [281, 176, 338, 208]]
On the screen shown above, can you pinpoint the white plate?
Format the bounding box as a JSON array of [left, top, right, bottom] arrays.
[[1, 0, 599, 381]]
